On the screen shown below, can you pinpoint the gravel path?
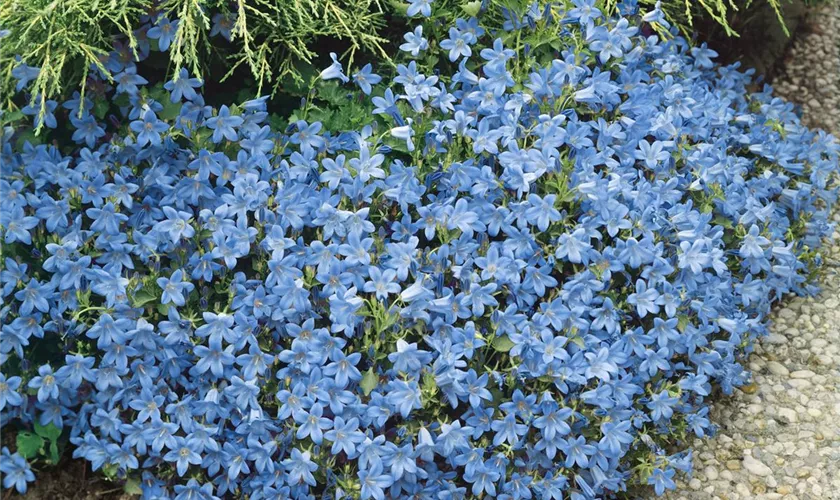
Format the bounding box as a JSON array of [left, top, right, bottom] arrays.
[[667, 3, 840, 499], [773, 2, 840, 135]]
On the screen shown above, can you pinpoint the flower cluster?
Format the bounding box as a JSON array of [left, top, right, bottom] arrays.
[[1, 0, 838, 498]]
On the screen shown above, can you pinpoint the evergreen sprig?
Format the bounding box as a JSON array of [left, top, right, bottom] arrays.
[[621, 0, 790, 37], [1, 0, 392, 130], [0, 0, 150, 131]]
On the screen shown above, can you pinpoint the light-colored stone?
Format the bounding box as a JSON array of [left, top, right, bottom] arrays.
[[743, 455, 773, 477], [767, 361, 790, 376], [778, 408, 798, 424], [704, 466, 719, 481]]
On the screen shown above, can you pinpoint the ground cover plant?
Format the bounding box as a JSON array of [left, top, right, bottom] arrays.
[[1, 0, 824, 131], [1, 0, 839, 499]]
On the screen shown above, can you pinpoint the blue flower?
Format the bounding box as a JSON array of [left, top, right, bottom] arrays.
[[165, 68, 203, 102], [2, 3, 839, 498], [634, 139, 671, 170], [290, 120, 327, 155], [14, 279, 52, 315], [0, 451, 35, 494], [400, 26, 429, 56], [193, 336, 235, 377], [114, 67, 148, 95], [491, 413, 528, 446], [627, 279, 661, 318], [0, 374, 23, 411], [224, 375, 260, 410], [353, 63, 382, 95], [205, 105, 243, 143], [440, 27, 474, 62], [387, 339, 431, 374], [363, 266, 400, 299], [324, 416, 365, 456], [70, 113, 105, 147], [157, 269, 195, 306], [155, 207, 196, 244], [406, 0, 433, 17], [319, 52, 349, 83], [468, 463, 501, 496], [27, 364, 59, 402], [295, 402, 332, 444], [147, 17, 179, 51], [86, 202, 128, 235], [22, 97, 58, 128], [648, 467, 676, 495], [210, 13, 235, 40], [11, 63, 40, 91], [283, 448, 318, 486], [2, 207, 38, 244], [647, 390, 679, 421], [163, 437, 201, 476], [390, 118, 415, 151], [54, 354, 96, 390], [359, 461, 393, 500], [559, 435, 596, 468], [129, 110, 168, 146], [386, 379, 422, 418], [173, 479, 216, 500], [554, 228, 593, 264]]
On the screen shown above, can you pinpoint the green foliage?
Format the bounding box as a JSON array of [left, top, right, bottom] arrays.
[[1, 0, 392, 130], [491, 334, 515, 352], [16, 422, 63, 464], [0, 0, 150, 131], [360, 367, 378, 395], [165, 0, 392, 95]]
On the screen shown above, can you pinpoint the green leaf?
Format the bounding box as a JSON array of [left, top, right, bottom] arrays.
[[113, 93, 131, 108], [0, 110, 24, 126], [76, 289, 92, 308], [124, 477, 143, 495], [492, 335, 515, 352], [386, 0, 409, 16], [103, 463, 118, 479], [284, 62, 318, 96], [156, 302, 171, 316], [360, 368, 378, 396], [569, 335, 586, 348], [461, 0, 481, 17], [131, 288, 157, 308], [48, 441, 60, 464], [677, 314, 690, 333], [16, 130, 43, 149], [712, 215, 734, 229], [159, 99, 182, 121], [421, 371, 438, 397], [268, 113, 288, 133], [93, 99, 110, 120], [34, 421, 62, 441], [16, 431, 44, 460]]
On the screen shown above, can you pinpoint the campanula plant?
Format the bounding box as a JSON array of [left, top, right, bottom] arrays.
[[1, 0, 838, 499]]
